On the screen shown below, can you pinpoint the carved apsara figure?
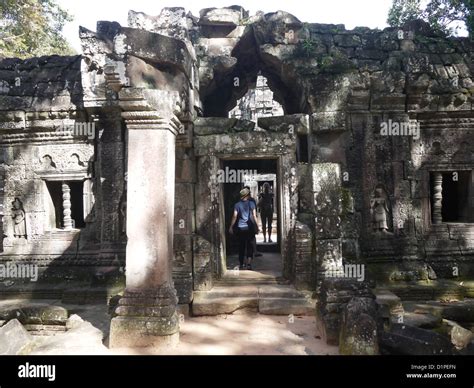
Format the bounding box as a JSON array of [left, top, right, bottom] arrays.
[[12, 198, 26, 238], [370, 187, 391, 234]]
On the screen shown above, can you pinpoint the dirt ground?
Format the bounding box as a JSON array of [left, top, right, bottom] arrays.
[[110, 310, 339, 355], [1, 300, 338, 355]]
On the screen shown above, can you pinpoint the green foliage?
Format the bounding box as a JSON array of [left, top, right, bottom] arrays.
[[296, 37, 318, 58], [320, 55, 333, 68], [329, 27, 344, 34], [340, 188, 353, 218], [465, 0, 474, 35], [387, 0, 473, 37], [0, 0, 75, 59], [318, 52, 356, 74], [294, 38, 355, 74], [388, 0, 422, 26]]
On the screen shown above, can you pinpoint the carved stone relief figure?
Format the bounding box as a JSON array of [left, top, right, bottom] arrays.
[[370, 186, 392, 235], [12, 198, 26, 238], [41, 155, 56, 169], [322, 248, 341, 273]]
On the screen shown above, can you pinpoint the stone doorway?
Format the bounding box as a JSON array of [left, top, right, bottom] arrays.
[[221, 158, 282, 281], [193, 118, 298, 292]]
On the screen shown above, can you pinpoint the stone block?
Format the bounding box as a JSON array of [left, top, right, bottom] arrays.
[[312, 112, 346, 132], [174, 183, 195, 210], [339, 297, 379, 355], [258, 114, 310, 134], [174, 209, 195, 235], [0, 319, 35, 355], [199, 7, 246, 26], [192, 293, 257, 316], [381, 323, 457, 355], [110, 316, 179, 349], [259, 298, 315, 315]]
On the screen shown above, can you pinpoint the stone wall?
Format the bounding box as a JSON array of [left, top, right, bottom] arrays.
[[0, 6, 473, 302]]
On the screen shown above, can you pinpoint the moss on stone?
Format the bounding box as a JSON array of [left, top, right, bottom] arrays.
[[339, 187, 352, 218]]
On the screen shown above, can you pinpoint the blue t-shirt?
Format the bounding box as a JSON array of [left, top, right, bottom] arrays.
[[234, 200, 256, 229]]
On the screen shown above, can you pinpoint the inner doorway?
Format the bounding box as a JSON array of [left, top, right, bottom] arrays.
[[221, 158, 282, 280]]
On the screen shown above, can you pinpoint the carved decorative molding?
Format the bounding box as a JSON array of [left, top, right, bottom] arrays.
[[0, 111, 80, 133], [418, 116, 474, 130], [122, 111, 181, 135], [0, 131, 91, 144], [33, 145, 94, 175], [104, 64, 125, 93]]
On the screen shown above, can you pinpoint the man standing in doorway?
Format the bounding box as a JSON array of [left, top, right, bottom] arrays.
[[258, 182, 274, 243], [244, 185, 262, 258], [229, 188, 259, 270]]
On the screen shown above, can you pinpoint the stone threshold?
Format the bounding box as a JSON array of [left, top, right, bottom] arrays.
[[192, 283, 315, 316]]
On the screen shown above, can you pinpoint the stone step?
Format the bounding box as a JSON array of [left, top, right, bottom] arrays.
[[196, 285, 259, 298], [216, 278, 279, 286], [258, 285, 313, 299], [24, 324, 67, 336], [258, 298, 315, 316], [192, 295, 258, 316], [192, 284, 315, 316]]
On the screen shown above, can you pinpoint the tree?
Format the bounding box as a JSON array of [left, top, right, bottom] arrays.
[[465, 0, 474, 35], [0, 0, 75, 59], [387, 0, 473, 37]]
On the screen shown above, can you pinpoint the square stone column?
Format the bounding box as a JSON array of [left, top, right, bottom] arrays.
[[109, 110, 181, 348]]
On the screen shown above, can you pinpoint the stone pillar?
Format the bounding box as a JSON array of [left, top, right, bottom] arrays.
[[109, 110, 181, 348], [62, 182, 73, 230], [432, 172, 443, 224]]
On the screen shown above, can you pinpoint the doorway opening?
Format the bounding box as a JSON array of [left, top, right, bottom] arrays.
[[221, 158, 282, 280], [228, 75, 284, 122], [45, 180, 85, 229], [430, 171, 473, 223]]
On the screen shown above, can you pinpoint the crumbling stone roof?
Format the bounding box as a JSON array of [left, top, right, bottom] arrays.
[[0, 55, 83, 112]]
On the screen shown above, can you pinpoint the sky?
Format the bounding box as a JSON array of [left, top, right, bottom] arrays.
[[57, 0, 394, 52]]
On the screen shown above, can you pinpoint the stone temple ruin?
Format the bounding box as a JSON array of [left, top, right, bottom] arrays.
[[0, 6, 473, 354]]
